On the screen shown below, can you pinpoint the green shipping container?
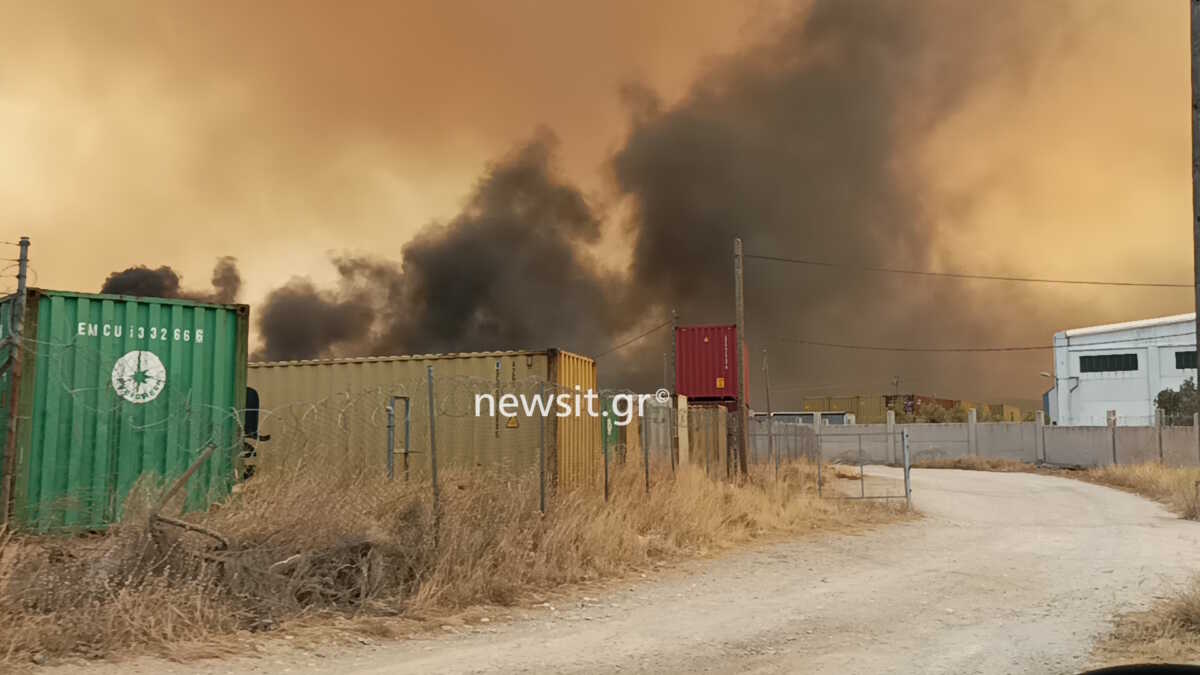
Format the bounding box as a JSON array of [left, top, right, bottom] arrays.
[[0, 289, 249, 531]]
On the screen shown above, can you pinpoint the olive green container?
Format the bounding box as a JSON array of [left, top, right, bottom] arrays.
[[0, 289, 249, 531]]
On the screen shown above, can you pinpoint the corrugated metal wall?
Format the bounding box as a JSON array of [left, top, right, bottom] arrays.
[[249, 352, 551, 475], [247, 350, 602, 489], [2, 289, 249, 530], [675, 325, 739, 401], [553, 350, 601, 490]]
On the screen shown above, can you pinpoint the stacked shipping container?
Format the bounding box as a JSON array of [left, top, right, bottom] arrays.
[[674, 325, 747, 405]]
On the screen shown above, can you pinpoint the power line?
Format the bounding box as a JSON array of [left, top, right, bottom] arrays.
[[771, 330, 1199, 353], [596, 319, 672, 358], [745, 253, 1191, 288]]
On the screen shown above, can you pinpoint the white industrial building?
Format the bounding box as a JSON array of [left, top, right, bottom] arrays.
[[1046, 313, 1196, 426]]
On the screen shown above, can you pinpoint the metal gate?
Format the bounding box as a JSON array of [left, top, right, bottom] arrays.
[[816, 428, 911, 508]]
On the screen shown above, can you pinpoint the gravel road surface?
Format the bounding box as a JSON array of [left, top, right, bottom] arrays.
[[50, 468, 1200, 675]]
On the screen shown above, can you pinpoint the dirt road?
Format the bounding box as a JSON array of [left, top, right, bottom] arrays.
[[54, 468, 1200, 674]]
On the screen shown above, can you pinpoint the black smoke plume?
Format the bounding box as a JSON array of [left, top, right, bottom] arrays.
[[607, 0, 1062, 397], [100, 256, 242, 304], [252, 133, 627, 362], [102, 1, 1071, 400], [248, 0, 1062, 398]]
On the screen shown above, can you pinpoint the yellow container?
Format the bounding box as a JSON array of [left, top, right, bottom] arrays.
[[247, 349, 601, 489]]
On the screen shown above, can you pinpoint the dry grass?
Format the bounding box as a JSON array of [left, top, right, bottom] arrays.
[[910, 457, 1200, 520], [0, 455, 900, 666], [1098, 576, 1200, 666], [911, 456, 1033, 473], [1080, 464, 1200, 520], [1078, 464, 1200, 665]]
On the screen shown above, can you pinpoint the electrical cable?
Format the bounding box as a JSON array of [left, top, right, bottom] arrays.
[[745, 253, 1191, 289]]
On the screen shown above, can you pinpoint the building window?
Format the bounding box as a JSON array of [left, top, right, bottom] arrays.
[[1079, 353, 1138, 373], [1177, 351, 1197, 370]]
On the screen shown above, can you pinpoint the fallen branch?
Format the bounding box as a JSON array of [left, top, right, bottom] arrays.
[[150, 443, 220, 521], [152, 513, 230, 550], [146, 443, 234, 555]]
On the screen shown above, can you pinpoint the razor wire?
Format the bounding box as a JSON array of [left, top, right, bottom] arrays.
[[2, 333, 844, 527]]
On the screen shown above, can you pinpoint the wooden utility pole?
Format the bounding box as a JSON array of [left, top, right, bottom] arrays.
[[1192, 0, 1200, 362], [734, 237, 749, 475], [670, 308, 678, 394]]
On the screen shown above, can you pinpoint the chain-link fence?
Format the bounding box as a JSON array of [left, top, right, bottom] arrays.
[[1, 334, 915, 531]]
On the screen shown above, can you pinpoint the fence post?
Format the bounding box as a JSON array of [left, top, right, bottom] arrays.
[[603, 413, 611, 502], [427, 366, 439, 525], [857, 432, 865, 498], [643, 406, 652, 487], [813, 412, 823, 472], [772, 415, 780, 480], [670, 395, 679, 475], [967, 408, 978, 457], [1107, 409, 1118, 465], [676, 395, 689, 467], [703, 408, 712, 478], [817, 447, 823, 497], [539, 381, 546, 513], [387, 399, 396, 480], [1157, 408, 1165, 464], [1035, 410, 1045, 464], [1194, 412, 1199, 465], [642, 406, 651, 494], [403, 398, 411, 481], [902, 428, 912, 510], [886, 410, 896, 464]]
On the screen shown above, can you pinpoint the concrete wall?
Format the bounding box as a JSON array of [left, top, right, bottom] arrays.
[[681, 401, 1200, 470], [1041, 426, 1108, 466], [814, 424, 892, 463], [904, 423, 969, 462], [976, 422, 1038, 462], [814, 416, 1196, 468], [1163, 426, 1199, 467], [1116, 426, 1160, 465]]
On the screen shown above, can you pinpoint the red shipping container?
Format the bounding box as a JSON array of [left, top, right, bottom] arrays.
[[675, 325, 749, 403]]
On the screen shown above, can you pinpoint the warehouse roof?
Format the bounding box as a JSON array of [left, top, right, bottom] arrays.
[[1058, 313, 1196, 338]]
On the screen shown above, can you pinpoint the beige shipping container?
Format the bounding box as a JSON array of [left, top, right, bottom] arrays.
[[247, 349, 602, 490]]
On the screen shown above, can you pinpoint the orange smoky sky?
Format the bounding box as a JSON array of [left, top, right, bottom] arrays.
[[0, 0, 776, 293], [0, 0, 1192, 401]]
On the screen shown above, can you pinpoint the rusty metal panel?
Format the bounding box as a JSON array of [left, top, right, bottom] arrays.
[[675, 325, 739, 401], [554, 350, 601, 490]]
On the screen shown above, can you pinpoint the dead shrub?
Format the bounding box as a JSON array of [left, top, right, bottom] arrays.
[[1, 452, 898, 666]]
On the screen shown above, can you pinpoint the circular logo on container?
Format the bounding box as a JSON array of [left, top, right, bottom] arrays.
[[111, 350, 167, 404]]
